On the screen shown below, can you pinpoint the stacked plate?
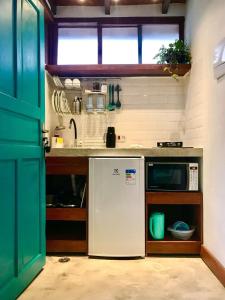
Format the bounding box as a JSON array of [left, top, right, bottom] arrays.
[[51, 90, 71, 114]]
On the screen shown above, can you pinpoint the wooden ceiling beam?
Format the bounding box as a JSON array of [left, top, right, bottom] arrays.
[[162, 0, 171, 14], [104, 0, 111, 15]]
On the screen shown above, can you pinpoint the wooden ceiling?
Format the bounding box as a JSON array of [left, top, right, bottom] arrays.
[[48, 0, 186, 16]]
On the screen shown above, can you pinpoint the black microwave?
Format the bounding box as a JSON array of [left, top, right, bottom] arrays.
[[146, 162, 199, 191]]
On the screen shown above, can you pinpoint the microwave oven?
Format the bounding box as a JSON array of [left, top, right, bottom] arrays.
[[146, 162, 199, 191]]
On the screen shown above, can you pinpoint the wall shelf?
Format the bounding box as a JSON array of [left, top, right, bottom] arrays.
[[146, 192, 203, 205], [45, 64, 191, 78], [146, 240, 201, 255]]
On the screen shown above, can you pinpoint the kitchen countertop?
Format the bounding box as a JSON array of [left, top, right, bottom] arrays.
[[46, 147, 203, 157]]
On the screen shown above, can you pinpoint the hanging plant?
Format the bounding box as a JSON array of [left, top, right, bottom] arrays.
[[154, 40, 191, 80]]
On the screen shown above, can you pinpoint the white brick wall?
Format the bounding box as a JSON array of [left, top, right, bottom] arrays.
[[184, 0, 225, 267], [46, 76, 185, 148]]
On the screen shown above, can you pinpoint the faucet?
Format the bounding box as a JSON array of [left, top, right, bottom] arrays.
[[69, 118, 77, 146]]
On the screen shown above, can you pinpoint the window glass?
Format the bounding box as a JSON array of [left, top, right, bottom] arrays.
[[102, 27, 138, 64], [142, 24, 179, 64], [58, 28, 98, 65]]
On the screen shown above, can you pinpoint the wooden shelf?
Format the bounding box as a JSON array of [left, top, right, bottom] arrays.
[[46, 208, 87, 221], [146, 192, 203, 205], [46, 240, 87, 253], [146, 240, 201, 255], [45, 64, 191, 78]]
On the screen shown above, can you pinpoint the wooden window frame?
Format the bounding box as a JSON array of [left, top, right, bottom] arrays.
[[47, 17, 184, 65]]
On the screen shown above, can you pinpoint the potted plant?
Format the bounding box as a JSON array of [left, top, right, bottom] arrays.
[[154, 39, 191, 80]]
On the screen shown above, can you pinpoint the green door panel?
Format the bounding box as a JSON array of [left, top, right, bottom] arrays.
[[0, 0, 16, 97], [21, 0, 39, 107], [19, 159, 41, 267], [0, 108, 39, 145], [0, 0, 45, 299], [0, 161, 16, 289]]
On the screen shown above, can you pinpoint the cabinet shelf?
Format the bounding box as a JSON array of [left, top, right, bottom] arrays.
[[45, 64, 191, 78], [146, 192, 202, 205], [146, 190, 203, 255], [46, 208, 87, 221], [46, 220, 87, 253], [146, 240, 201, 255], [46, 240, 87, 253], [46, 157, 88, 254]]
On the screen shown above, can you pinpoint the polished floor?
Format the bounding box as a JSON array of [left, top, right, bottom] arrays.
[[19, 256, 225, 300]]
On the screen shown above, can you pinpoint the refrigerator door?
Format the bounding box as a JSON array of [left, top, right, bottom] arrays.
[[89, 157, 145, 257]]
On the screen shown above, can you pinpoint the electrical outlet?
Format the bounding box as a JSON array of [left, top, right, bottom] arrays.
[[117, 135, 126, 143]]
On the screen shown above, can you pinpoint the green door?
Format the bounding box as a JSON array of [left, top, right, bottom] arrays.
[[0, 0, 45, 299]]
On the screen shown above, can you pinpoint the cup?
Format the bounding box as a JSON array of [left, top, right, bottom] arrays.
[[64, 78, 72, 88], [86, 95, 93, 112], [149, 212, 165, 240], [96, 95, 104, 110], [73, 78, 80, 88]]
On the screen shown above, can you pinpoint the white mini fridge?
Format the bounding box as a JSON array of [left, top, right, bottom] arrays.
[[88, 157, 145, 257]]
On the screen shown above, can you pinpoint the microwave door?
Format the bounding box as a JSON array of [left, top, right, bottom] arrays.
[[147, 163, 188, 191]]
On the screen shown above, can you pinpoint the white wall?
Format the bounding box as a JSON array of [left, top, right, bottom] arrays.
[[184, 0, 225, 267], [46, 75, 185, 148], [56, 4, 185, 18]]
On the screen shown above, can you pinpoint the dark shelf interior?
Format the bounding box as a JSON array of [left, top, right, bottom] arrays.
[[46, 174, 87, 208], [147, 204, 202, 242], [46, 221, 86, 241]]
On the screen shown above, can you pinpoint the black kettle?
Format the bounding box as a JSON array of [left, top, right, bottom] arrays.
[[106, 127, 116, 148]]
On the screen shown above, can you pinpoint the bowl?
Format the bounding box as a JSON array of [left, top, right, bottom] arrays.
[[167, 226, 195, 240], [173, 221, 190, 231]]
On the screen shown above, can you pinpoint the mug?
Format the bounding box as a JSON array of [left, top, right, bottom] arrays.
[[86, 95, 93, 112], [96, 95, 104, 110], [149, 212, 165, 240]]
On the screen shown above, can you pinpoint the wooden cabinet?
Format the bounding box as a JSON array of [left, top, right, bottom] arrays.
[[146, 192, 203, 255], [46, 157, 88, 253], [46, 156, 203, 256]]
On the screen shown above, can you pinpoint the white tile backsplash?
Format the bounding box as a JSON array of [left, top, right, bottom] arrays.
[[46, 75, 185, 148]]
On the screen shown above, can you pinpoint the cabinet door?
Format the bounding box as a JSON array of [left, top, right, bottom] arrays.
[[0, 1, 45, 299]]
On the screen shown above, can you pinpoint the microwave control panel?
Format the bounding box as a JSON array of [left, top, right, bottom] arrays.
[[189, 163, 199, 191]]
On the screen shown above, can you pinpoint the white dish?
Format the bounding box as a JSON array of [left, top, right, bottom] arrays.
[[167, 227, 195, 240], [59, 91, 66, 114], [56, 91, 62, 114], [55, 90, 59, 113], [51, 90, 57, 112]]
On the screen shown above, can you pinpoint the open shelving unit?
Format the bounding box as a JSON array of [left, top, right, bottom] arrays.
[[146, 192, 203, 255], [46, 157, 88, 253]]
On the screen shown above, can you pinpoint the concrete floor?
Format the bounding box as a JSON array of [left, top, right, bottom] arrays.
[[19, 256, 225, 300]]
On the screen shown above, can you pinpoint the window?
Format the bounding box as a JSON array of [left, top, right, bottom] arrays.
[[142, 24, 179, 63], [55, 18, 183, 65], [102, 27, 138, 64], [58, 28, 98, 65]]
